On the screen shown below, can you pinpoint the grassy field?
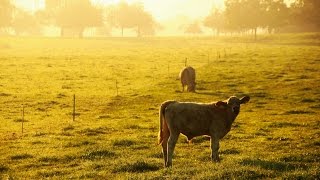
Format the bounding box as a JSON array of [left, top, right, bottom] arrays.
[[0, 34, 319, 179]]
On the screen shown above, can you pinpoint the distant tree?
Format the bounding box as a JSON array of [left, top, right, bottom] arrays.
[[225, 0, 265, 39], [56, 0, 102, 37], [107, 2, 157, 37], [244, 0, 265, 39], [203, 8, 225, 36], [12, 9, 41, 36], [263, 0, 289, 33], [290, 0, 320, 31], [38, 0, 63, 25], [130, 3, 157, 37], [184, 22, 203, 35], [44, 0, 102, 37], [224, 0, 245, 32], [0, 0, 14, 33], [107, 1, 133, 36]]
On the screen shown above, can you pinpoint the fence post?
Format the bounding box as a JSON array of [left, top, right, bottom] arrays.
[[168, 62, 170, 77], [115, 80, 119, 96], [73, 94, 76, 121], [22, 105, 24, 136]]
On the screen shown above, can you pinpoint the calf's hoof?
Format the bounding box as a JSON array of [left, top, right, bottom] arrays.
[[165, 162, 172, 168], [212, 156, 220, 162]]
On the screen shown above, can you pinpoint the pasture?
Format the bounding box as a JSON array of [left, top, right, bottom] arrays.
[[0, 34, 319, 179]]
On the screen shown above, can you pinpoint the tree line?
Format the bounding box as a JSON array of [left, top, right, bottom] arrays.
[[0, 0, 158, 37], [0, 0, 319, 37], [203, 0, 320, 39]]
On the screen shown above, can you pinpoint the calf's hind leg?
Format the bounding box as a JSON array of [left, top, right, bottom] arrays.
[[161, 131, 170, 167], [166, 132, 179, 167]]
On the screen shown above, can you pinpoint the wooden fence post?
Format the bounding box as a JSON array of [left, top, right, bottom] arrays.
[[115, 80, 119, 96], [73, 94, 76, 121], [22, 105, 24, 136], [168, 62, 170, 77]]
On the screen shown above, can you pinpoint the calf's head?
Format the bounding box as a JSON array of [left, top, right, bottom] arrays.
[[227, 96, 250, 115], [216, 96, 250, 115], [187, 82, 196, 92]]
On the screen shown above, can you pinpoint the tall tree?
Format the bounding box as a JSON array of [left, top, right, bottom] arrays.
[[130, 3, 157, 37], [263, 0, 289, 33], [225, 0, 265, 39], [290, 0, 320, 31], [12, 9, 40, 36], [46, 0, 102, 37], [184, 22, 203, 35], [244, 0, 265, 39], [204, 8, 225, 36], [0, 0, 14, 33], [108, 1, 133, 36], [107, 2, 157, 37], [224, 0, 245, 32]]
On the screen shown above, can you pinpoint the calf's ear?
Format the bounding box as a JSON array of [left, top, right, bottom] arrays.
[[240, 96, 250, 104], [215, 101, 227, 108]]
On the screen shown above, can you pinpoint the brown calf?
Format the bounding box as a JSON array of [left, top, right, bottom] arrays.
[[158, 96, 250, 167]]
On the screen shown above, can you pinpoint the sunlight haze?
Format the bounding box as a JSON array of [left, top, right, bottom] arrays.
[[15, 0, 225, 21]]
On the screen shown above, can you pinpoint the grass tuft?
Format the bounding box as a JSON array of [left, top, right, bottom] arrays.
[[62, 125, 75, 131], [283, 110, 315, 115], [221, 149, 240, 155], [189, 136, 210, 144], [113, 160, 159, 173], [268, 122, 301, 128], [219, 169, 270, 180], [0, 93, 11, 96], [301, 98, 316, 103], [64, 140, 94, 148], [113, 139, 136, 147], [280, 154, 320, 163], [251, 92, 269, 98], [310, 104, 320, 109], [313, 141, 320, 146], [37, 170, 65, 178], [149, 152, 163, 159], [81, 149, 116, 160], [0, 164, 9, 172], [78, 127, 107, 136], [39, 156, 60, 163], [240, 158, 296, 172], [11, 154, 34, 160], [125, 124, 143, 129], [13, 118, 28, 122]]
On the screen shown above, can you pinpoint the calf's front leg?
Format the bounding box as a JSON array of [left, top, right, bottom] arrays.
[[210, 137, 220, 162]]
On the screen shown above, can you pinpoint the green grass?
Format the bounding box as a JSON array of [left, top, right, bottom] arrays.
[[0, 34, 320, 179]]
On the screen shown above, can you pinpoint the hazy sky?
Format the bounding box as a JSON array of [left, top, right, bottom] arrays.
[[94, 0, 225, 21], [14, 0, 225, 21]]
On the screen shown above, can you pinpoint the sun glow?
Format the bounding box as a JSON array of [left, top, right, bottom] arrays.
[[14, 0, 224, 21], [94, 0, 225, 21], [11, 0, 225, 36]]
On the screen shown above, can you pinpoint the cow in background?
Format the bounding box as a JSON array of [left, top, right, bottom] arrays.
[[179, 66, 196, 92]]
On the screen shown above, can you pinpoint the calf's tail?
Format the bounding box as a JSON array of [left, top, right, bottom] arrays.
[[158, 100, 175, 145]]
